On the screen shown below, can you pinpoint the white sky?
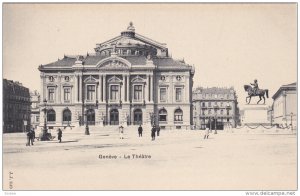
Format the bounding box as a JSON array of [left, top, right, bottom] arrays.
[[3, 3, 297, 108]]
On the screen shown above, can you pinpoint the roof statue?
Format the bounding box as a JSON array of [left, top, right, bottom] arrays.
[[127, 22, 135, 32]]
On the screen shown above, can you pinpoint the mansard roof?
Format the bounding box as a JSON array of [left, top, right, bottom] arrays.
[[194, 87, 236, 94], [40, 55, 193, 71], [43, 56, 76, 67], [39, 22, 194, 72]]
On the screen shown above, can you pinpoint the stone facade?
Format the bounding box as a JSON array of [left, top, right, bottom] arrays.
[[38, 23, 194, 130], [272, 82, 297, 128], [30, 90, 40, 129], [192, 87, 239, 129], [3, 79, 31, 133]]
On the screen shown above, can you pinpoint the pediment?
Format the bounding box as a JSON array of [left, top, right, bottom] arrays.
[[131, 76, 145, 83], [108, 76, 122, 83], [96, 56, 131, 69], [84, 75, 98, 83]]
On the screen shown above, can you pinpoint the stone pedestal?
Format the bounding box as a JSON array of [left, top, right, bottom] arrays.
[[243, 105, 270, 126]]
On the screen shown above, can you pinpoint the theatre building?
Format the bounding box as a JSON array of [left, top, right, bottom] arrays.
[[38, 23, 195, 130]]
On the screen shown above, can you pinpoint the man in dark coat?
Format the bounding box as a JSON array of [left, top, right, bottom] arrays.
[[138, 124, 143, 137], [57, 128, 62, 143], [30, 129, 34, 145], [151, 125, 156, 141], [26, 131, 31, 146], [156, 126, 161, 136]]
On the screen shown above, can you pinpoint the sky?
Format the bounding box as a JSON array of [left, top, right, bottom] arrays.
[[3, 3, 297, 109]]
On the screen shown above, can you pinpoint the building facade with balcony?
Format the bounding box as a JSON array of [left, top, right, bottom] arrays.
[[192, 87, 239, 130], [272, 82, 297, 128], [3, 79, 31, 133], [38, 23, 194, 130], [30, 90, 40, 129]]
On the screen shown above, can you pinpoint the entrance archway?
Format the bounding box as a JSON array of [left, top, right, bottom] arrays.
[[87, 109, 95, 125], [133, 109, 143, 125], [110, 109, 119, 125]]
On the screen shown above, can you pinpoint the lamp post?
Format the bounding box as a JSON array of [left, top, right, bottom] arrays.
[[213, 104, 219, 134], [290, 112, 293, 133], [209, 116, 212, 132], [41, 98, 49, 141]]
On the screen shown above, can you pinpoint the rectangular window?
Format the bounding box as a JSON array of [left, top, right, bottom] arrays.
[[175, 88, 182, 102], [110, 85, 119, 101], [160, 88, 167, 102], [48, 88, 55, 101], [36, 116, 39, 122], [87, 85, 96, 101], [134, 85, 143, 101], [64, 88, 71, 101]]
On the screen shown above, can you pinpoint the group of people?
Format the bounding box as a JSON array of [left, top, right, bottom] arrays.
[[137, 124, 160, 141], [26, 128, 62, 146]]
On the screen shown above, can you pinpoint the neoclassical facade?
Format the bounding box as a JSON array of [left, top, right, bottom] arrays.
[[38, 23, 194, 130]]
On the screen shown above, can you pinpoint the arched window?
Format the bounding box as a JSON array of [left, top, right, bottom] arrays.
[[174, 108, 183, 122], [159, 109, 167, 122], [47, 109, 56, 122], [63, 109, 72, 122]]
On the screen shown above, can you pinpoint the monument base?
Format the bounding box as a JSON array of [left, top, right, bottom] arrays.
[[242, 105, 270, 126]]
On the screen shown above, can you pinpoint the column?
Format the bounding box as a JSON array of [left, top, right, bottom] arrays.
[[122, 75, 125, 101], [150, 75, 153, 102], [40, 74, 44, 102], [170, 75, 173, 103], [145, 75, 149, 103], [126, 75, 130, 102], [58, 75, 61, 103], [103, 75, 106, 102], [74, 74, 78, 102], [79, 75, 82, 102], [98, 74, 102, 103]]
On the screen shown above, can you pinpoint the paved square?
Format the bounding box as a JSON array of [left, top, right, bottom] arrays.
[[3, 127, 297, 190]]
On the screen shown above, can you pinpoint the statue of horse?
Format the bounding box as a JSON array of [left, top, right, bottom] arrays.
[[244, 85, 269, 104]]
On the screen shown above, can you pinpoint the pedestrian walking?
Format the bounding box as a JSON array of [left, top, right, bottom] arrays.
[[151, 125, 156, 141], [119, 125, 124, 139], [138, 124, 143, 137], [30, 129, 34, 145], [31, 129, 36, 142], [57, 128, 62, 143], [26, 131, 31, 146], [156, 126, 160, 136], [204, 127, 210, 139]]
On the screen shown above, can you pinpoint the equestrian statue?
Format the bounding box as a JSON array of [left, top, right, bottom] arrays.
[[244, 79, 269, 104]]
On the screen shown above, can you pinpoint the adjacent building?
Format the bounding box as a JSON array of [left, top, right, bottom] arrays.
[[3, 79, 31, 133], [272, 82, 297, 128], [38, 22, 195, 130], [30, 90, 41, 129], [192, 87, 239, 129]]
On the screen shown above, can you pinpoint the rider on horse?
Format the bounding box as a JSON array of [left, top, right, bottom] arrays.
[[250, 79, 259, 95]]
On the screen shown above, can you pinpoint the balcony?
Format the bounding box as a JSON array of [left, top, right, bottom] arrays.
[[108, 99, 122, 106], [131, 99, 145, 105]]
